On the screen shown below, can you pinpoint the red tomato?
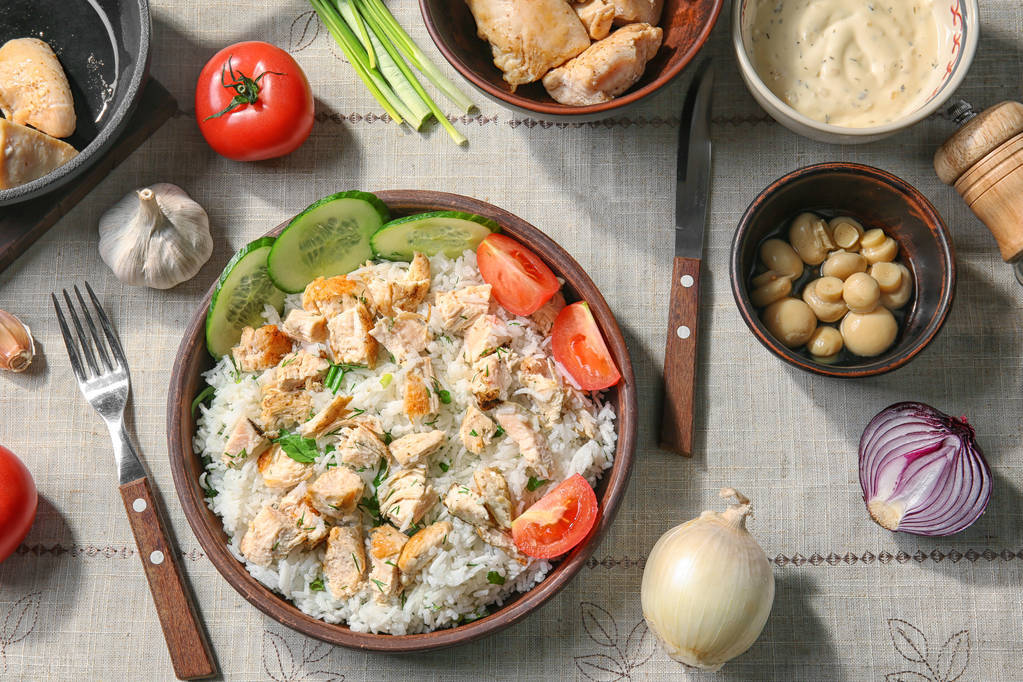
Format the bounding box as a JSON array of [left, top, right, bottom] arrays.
[[0, 446, 37, 563], [511, 474, 598, 559], [551, 302, 621, 390], [195, 41, 314, 161], [476, 234, 560, 316]]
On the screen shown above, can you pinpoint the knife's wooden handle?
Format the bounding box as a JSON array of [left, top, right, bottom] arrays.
[[660, 256, 702, 456], [119, 476, 217, 680]]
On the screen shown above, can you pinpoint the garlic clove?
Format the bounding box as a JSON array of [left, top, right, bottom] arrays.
[[0, 309, 35, 372]]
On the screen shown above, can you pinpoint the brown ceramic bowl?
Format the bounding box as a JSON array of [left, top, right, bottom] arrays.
[[167, 190, 637, 651], [419, 0, 724, 120], [730, 163, 956, 378]]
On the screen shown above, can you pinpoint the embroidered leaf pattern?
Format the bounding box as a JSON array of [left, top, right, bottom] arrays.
[[885, 618, 972, 682], [581, 602, 618, 648], [0, 592, 40, 675], [888, 619, 929, 664], [575, 653, 627, 682], [937, 631, 970, 681], [623, 619, 656, 670], [302, 639, 331, 665], [885, 672, 932, 682], [287, 11, 320, 53], [262, 629, 342, 681]]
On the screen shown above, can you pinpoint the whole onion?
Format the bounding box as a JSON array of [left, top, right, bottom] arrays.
[[859, 401, 991, 536]]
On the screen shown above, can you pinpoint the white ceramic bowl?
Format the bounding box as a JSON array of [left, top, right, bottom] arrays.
[[731, 0, 979, 144]]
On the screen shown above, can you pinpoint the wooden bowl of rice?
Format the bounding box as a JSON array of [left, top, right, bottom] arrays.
[[167, 190, 637, 651]]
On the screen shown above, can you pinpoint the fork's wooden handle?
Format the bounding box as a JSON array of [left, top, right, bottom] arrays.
[[660, 256, 702, 456], [119, 477, 217, 680]]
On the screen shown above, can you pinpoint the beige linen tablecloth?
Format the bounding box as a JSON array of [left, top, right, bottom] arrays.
[[2, 1, 1022, 679]]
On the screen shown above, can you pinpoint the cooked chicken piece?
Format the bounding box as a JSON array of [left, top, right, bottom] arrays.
[[380, 468, 436, 531], [465, 0, 591, 87], [476, 526, 524, 560], [368, 525, 408, 602], [371, 312, 431, 365], [232, 325, 293, 372], [462, 314, 512, 362], [337, 424, 390, 470], [394, 252, 431, 311], [459, 404, 496, 454], [327, 303, 378, 368], [543, 23, 663, 106], [389, 430, 446, 468], [307, 466, 365, 518], [0, 118, 78, 189], [531, 291, 566, 335], [474, 468, 515, 530], [397, 521, 452, 582], [282, 309, 328, 344], [338, 413, 385, 437], [302, 275, 363, 318], [0, 38, 76, 138], [434, 284, 492, 332], [259, 385, 313, 432], [323, 526, 367, 599], [470, 352, 513, 410], [403, 357, 440, 421], [268, 350, 329, 392], [610, 0, 663, 24], [278, 483, 329, 547], [495, 410, 553, 478], [222, 417, 269, 467], [240, 505, 305, 567], [444, 484, 492, 527], [518, 356, 564, 427], [299, 394, 353, 439], [257, 444, 314, 490], [573, 0, 616, 39], [576, 409, 600, 439], [363, 278, 397, 318]]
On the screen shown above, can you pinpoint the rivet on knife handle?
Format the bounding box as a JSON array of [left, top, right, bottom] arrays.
[[661, 257, 701, 455]]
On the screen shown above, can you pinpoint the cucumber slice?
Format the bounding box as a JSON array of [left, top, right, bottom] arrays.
[[267, 191, 389, 293], [205, 237, 286, 358], [371, 211, 500, 261]]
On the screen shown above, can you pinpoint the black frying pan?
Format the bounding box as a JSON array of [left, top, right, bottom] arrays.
[[0, 0, 151, 206]]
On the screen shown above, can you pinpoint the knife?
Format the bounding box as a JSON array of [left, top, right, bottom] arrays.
[[660, 59, 715, 456]]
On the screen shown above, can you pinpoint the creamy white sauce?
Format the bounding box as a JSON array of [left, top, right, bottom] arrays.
[[747, 0, 950, 127]]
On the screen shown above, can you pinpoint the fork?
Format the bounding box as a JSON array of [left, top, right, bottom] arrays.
[[53, 283, 217, 680]]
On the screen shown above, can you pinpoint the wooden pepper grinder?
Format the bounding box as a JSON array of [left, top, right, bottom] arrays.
[[934, 98, 1023, 284]]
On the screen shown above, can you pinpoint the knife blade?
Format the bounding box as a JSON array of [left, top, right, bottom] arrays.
[[660, 59, 715, 456]]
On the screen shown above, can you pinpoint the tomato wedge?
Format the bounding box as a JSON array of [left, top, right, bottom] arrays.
[[512, 474, 599, 559], [551, 302, 621, 390], [476, 234, 560, 316]]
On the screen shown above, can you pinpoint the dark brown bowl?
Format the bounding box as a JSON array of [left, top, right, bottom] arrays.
[[167, 190, 637, 651], [419, 0, 724, 120], [730, 163, 956, 378]]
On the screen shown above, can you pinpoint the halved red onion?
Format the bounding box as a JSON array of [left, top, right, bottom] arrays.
[[859, 401, 991, 536]]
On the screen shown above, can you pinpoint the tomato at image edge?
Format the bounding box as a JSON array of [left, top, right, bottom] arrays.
[[0, 445, 37, 563], [195, 41, 314, 161], [476, 233, 561, 316], [511, 474, 599, 559], [551, 301, 622, 390]]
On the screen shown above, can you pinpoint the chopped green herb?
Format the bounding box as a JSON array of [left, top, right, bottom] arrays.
[[494, 425, 505, 437], [190, 386, 216, 417], [380, 373, 393, 388], [202, 484, 218, 498], [371, 578, 386, 593], [351, 407, 366, 416], [469, 429, 478, 437], [486, 571, 505, 585], [351, 552, 362, 572], [385, 559, 397, 567], [272, 539, 280, 552], [438, 461, 449, 472], [424, 416, 439, 426], [274, 431, 320, 463], [405, 522, 421, 537], [527, 476, 550, 492], [309, 577, 326, 592], [466, 562, 478, 568], [280, 355, 296, 367], [382, 431, 394, 445], [400, 591, 408, 608]]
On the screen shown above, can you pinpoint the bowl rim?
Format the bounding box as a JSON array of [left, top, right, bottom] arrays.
[[0, 0, 152, 205], [418, 0, 725, 117], [729, 0, 980, 137], [167, 190, 638, 651], [729, 162, 956, 378]]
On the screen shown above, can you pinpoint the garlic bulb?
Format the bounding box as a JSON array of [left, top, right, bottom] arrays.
[[0, 309, 35, 372], [641, 488, 775, 671], [98, 183, 213, 289]]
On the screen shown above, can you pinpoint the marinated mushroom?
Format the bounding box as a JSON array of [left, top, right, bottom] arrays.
[[842, 272, 881, 313], [807, 326, 843, 361], [802, 276, 847, 322], [821, 250, 868, 280], [829, 216, 864, 251], [840, 306, 898, 357], [750, 270, 793, 307], [759, 238, 804, 279], [877, 262, 913, 309], [869, 262, 902, 293], [761, 298, 817, 348], [788, 212, 834, 265], [860, 229, 898, 264]]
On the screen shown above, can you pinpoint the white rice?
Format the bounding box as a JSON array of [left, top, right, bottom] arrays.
[[193, 251, 617, 634]]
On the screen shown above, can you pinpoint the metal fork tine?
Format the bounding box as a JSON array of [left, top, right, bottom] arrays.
[[85, 281, 128, 369], [52, 293, 87, 383], [62, 289, 100, 377], [75, 285, 113, 373]]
